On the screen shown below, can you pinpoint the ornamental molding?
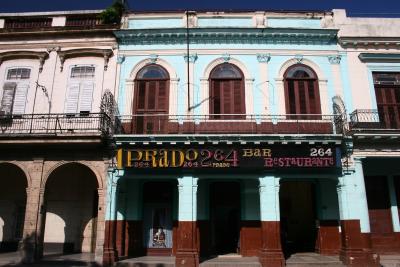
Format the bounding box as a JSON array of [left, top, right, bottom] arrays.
[[339, 37, 400, 49], [184, 53, 198, 63], [358, 53, 400, 63], [115, 28, 338, 46], [257, 53, 271, 63], [328, 55, 341, 64], [57, 48, 113, 71], [0, 50, 49, 72]]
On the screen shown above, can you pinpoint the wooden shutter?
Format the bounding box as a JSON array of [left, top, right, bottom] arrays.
[[233, 80, 244, 114], [147, 81, 156, 110], [13, 83, 29, 115], [158, 81, 167, 111], [65, 82, 80, 113], [79, 81, 94, 112], [222, 81, 232, 115], [0, 82, 16, 115]]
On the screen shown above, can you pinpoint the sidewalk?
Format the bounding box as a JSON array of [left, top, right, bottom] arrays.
[[0, 252, 98, 267]]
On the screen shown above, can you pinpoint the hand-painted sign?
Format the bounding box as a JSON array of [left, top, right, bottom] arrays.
[[117, 145, 341, 169]]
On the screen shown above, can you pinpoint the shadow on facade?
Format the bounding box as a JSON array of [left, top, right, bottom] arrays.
[[43, 163, 98, 255], [0, 163, 27, 253]]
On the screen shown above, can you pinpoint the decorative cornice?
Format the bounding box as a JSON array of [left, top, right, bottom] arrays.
[[257, 53, 271, 63], [339, 37, 400, 49], [328, 55, 341, 64], [0, 51, 49, 72], [358, 53, 400, 63], [184, 53, 198, 63], [115, 28, 338, 46], [57, 48, 113, 71]]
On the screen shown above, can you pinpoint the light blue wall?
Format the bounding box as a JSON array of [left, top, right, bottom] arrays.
[[197, 17, 253, 27], [268, 18, 321, 29], [128, 18, 182, 29]]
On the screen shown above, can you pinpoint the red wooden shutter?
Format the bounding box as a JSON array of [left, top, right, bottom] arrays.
[[222, 81, 232, 116]]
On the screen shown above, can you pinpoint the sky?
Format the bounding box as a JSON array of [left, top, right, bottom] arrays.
[[0, 0, 400, 17]]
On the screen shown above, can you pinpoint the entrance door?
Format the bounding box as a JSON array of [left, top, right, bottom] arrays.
[[142, 182, 173, 255], [280, 181, 317, 256], [210, 182, 241, 255]]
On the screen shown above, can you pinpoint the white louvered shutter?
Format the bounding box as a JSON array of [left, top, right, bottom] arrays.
[[12, 83, 29, 115], [65, 83, 80, 114], [79, 81, 94, 112], [0, 82, 16, 115]]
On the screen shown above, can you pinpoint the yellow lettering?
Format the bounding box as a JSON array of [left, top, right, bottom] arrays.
[[185, 149, 198, 161], [158, 150, 169, 168], [171, 150, 185, 167], [242, 149, 253, 157], [253, 149, 261, 157], [144, 150, 158, 168], [117, 149, 123, 168], [262, 149, 272, 157]]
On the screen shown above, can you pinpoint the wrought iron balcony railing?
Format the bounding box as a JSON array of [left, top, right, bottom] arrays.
[[350, 109, 400, 131], [0, 113, 112, 136], [116, 114, 342, 135]]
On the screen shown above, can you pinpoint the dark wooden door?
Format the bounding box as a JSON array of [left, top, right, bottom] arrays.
[[134, 79, 169, 134], [365, 176, 393, 234]]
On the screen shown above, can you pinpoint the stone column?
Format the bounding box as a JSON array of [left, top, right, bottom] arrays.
[[337, 158, 379, 266], [94, 188, 106, 264], [103, 170, 121, 265], [258, 176, 284, 267], [175, 176, 199, 267], [387, 175, 400, 232], [20, 159, 45, 263]]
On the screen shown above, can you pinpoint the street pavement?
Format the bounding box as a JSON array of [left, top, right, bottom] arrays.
[[0, 252, 98, 267]]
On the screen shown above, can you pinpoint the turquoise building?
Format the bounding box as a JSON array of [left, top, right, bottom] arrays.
[[103, 9, 396, 267]]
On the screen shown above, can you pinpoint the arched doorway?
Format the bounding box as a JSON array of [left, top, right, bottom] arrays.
[[0, 163, 27, 252], [43, 163, 98, 255], [283, 64, 321, 119], [209, 63, 245, 119], [133, 64, 170, 134]]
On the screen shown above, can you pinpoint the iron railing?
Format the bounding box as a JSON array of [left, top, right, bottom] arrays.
[[4, 18, 52, 29], [116, 114, 342, 135], [350, 109, 400, 131], [0, 113, 112, 136]]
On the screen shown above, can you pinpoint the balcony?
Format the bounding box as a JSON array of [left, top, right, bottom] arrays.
[[4, 17, 52, 29], [0, 113, 112, 137], [349, 109, 400, 132], [117, 114, 341, 135]]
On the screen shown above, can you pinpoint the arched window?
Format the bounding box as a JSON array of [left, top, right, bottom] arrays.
[[134, 64, 170, 133], [209, 63, 245, 119], [283, 64, 321, 119]]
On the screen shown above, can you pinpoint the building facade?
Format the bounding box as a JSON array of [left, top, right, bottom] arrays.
[[1, 7, 400, 267], [0, 10, 118, 264], [104, 9, 387, 267]]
